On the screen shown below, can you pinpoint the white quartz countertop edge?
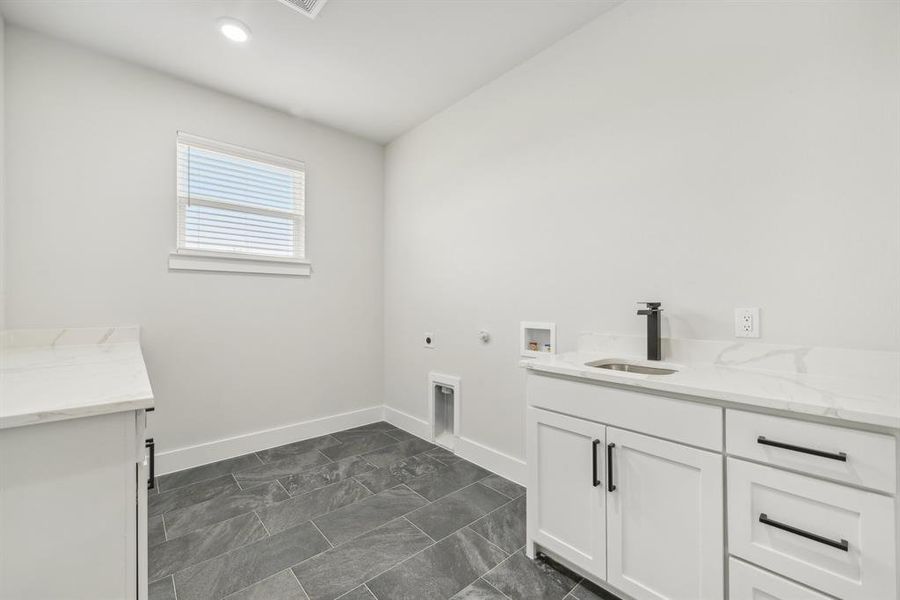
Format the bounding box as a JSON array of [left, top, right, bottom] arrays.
[[1, 326, 155, 430], [522, 354, 900, 430], [0, 396, 155, 429]]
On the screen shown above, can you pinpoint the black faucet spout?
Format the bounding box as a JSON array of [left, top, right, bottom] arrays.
[[636, 302, 662, 361]]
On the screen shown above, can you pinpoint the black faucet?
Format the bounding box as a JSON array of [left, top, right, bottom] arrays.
[[636, 302, 662, 361]]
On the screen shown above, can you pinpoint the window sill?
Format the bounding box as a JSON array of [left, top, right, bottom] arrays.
[[168, 251, 312, 276]]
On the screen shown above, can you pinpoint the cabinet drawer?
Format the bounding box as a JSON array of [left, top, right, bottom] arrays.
[[726, 409, 896, 493], [727, 459, 896, 600], [729, 558, 830, 600]]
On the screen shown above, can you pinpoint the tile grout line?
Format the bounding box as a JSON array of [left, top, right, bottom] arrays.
[[309, 518, 335, 548], [464, 524, 513, 559], [289, 568, 311, 600], [161, 513, 168, 542], [254, 511, 271, 536], [478, 544, 525, 586], [401, 516, 437, 544], [352, 475, 378, 495], [477, 576, 515, 600]]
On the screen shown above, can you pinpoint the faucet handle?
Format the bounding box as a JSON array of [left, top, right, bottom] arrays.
[[637, 301, 662, 310]]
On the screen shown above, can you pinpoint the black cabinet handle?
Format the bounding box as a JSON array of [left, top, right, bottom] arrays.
[[592, 439, 601, 487], [607, 443, 616, 492], [759, 513, 848, 552], [757, 436, 847, 462], [145, 438, 155, 490]]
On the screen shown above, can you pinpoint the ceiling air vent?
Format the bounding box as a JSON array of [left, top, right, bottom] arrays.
[[275, 0, 330, 20]]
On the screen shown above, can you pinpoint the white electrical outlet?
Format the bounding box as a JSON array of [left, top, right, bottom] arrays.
[[424, 332, 435, 349], [734, 308, 760, 338]]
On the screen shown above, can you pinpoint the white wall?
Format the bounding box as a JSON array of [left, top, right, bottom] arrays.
[[384, 1, 900, 461], [0, 14, 5, 329], [5, 28, 385, 461]]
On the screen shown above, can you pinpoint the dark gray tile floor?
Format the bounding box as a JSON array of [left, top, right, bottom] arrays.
[[148, 421, 620, 600]]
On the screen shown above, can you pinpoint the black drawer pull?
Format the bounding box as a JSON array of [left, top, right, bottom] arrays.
[[757, 436, 847, 462], [145, 438, 155, 490], [759, 513, 848, 552], [607, 443, 616, 492], [592, 439, 601, 487]]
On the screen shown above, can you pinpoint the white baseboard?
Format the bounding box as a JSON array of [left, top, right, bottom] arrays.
[[455, 435, 526, 485], [383, 405, 431, 439], [156, 406, 383, 475], [383, 404, 526, 485]]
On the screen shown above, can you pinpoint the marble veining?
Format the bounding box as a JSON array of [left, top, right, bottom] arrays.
[[522, 333, 900, 429], [0, 326, 154, 429]]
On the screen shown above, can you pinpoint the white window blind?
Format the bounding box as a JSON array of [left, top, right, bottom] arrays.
[[176, 133, 305, 262]]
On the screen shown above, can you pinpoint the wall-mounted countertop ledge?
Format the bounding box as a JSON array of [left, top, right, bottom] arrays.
[[521, 334, 900, 430], [0, 326, 154, 429]]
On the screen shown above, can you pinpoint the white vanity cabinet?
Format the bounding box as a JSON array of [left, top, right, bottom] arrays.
[[0, 409, 152, 600], [0, 327, 154, 600], [527, 404, 723, 600], [525, 368, 898, 600]]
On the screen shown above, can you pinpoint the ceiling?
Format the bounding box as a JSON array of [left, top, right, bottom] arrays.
[[0, 0, 619, 143]]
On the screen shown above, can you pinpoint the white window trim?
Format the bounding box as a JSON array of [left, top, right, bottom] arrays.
[[168, 250, 312, 276], [169, 132, 311, 276]]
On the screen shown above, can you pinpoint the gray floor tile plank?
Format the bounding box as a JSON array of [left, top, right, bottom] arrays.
[[256, 435, 343, 464], [280, 457, 375, 497], [569, 580, 622, 600], [479, 474, 525, 500], [321, 432, 398, 460], [337, 586, 377, 600], [174, 522, 329, 600], [366, 527, 508, 600], [425, 447, 457, 463], [336, 422, 400, 437], [149, 512, 268, 581], [352, 454, 442, 494], [405, 459, 491, 501], [222, 570, 309, 600], [360, 438, 436, 468], [292, 518, 431, 600], [382, 429, 422, 443], [468, 495, 526, 554], [258, 478, 372, 535], [165, 481, 290, 539], [451, 578, 509, 600], [148, 514, 166, 547], [157, 454, 262, 492], [313, 485, 428, 546], [234, 450, 333, 489], [149, 474, 240, 518], [149, 576, 176, 600], [483, 550, 580, 600], [406, 483, 510, 541]]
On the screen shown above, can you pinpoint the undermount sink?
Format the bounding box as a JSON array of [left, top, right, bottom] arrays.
[[584, 359, 678, 375]]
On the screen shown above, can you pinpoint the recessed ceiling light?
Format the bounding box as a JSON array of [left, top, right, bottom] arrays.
[[218, 18, 251, 44]]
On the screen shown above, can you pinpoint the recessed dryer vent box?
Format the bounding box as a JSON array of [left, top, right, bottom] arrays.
[[428, 372, 459, 451]]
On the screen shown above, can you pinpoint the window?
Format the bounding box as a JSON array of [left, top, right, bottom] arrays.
[[168, 132, 310, 275]]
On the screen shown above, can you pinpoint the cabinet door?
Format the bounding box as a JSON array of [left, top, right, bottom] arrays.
[[527, 407, 606, 577], [606, 427, 723, 600]]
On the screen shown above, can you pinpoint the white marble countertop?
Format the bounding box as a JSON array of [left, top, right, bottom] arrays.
[[0, 326, 154, 429], [522, 334, 900, 430]]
